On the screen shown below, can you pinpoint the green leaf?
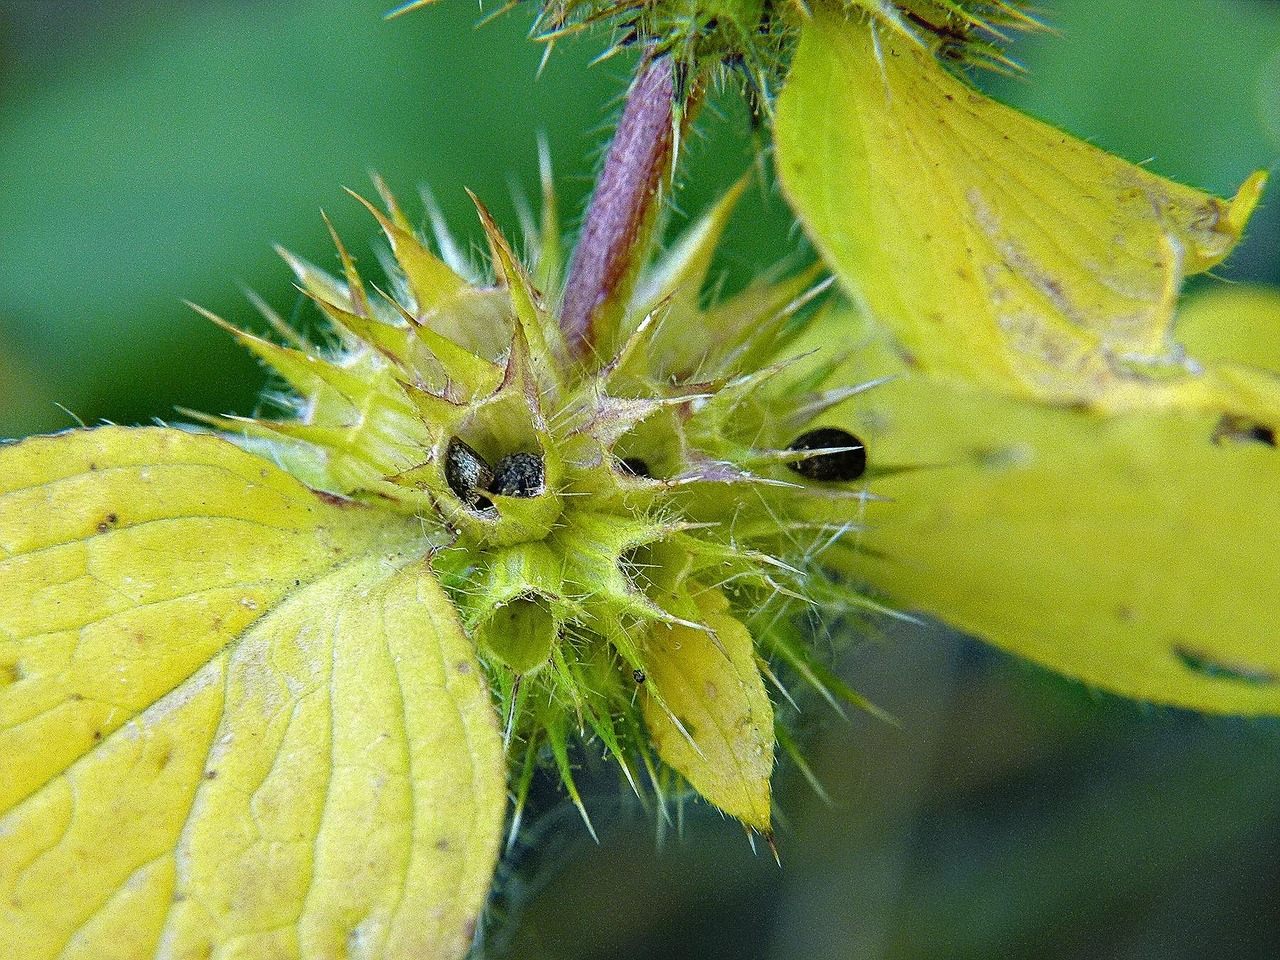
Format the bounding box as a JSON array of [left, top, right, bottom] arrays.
[[0, 427, 505, 958]]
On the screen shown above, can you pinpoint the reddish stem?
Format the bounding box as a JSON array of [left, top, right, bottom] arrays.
[[560, 56, 676, 358]]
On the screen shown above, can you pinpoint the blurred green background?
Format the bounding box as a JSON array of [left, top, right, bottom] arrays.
[[2, 1, 1278, 957]]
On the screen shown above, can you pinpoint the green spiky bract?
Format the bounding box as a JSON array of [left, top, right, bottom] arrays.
[[196, 171, 884, 838]]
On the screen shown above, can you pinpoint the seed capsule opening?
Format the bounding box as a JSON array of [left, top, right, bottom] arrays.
[[617, 456, 652, 479], [477, 594, 558, 675], [786, 427, 867, 482]]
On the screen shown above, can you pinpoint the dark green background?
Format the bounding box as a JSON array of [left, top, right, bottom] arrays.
[[1, 1, 1278, 957]]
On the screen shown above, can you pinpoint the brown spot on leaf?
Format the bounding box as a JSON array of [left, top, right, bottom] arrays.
[[314, 490, 359, 508], [1213, 414, 1277, 447], [454, 660, 472, 675], [1174, 645, 1277, 686], [96, 513, 119, 533]]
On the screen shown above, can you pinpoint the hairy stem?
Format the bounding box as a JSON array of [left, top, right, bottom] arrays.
[[560, 56, 678, 359]]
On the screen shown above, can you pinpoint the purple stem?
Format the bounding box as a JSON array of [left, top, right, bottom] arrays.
[[560, 56, 676, 358]]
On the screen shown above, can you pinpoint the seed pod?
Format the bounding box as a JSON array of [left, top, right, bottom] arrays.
[[786, 427, 867, 482], [445, 437, 495, 509], [492, 452, 545, 498]]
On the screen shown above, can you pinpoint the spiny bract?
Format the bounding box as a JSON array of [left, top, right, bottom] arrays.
[[195, 172, 882, 839], [393, 0, 1046, 110], [535, 0, 1047, 75]]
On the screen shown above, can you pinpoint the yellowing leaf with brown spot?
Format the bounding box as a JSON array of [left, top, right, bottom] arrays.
[[0, 427, 505, 959], [788, 307, 1280, 716], [641, 586, 773, 832], [774, 10, 1266, 410]]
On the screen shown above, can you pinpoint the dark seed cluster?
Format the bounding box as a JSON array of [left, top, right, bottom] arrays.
[[445, 438, 493, 508], [445, 437, 546, 510], [492, 453, 546, 497]]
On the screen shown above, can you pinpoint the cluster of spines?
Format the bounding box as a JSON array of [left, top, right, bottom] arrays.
[[196, 167, 892, 842], [389, 0, 1048, 108], [850, 0, 1049, 73], [538, 0, 799, 116]]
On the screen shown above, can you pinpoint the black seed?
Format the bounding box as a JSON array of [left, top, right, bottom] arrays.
[[492, 452, 545, 498], [618, 456, 651, 478], [786, 427, 867, 482], [632, 668, 646, 684], [445, 438, 494, 509]]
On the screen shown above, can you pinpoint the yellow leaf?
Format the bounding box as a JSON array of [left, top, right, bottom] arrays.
[[1176, 284, 1280, 372], [0, 427, 505, 959], [774, 10, 1266, 409], [641, 586, 773, 831], [804, 313, 1280, 715]]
